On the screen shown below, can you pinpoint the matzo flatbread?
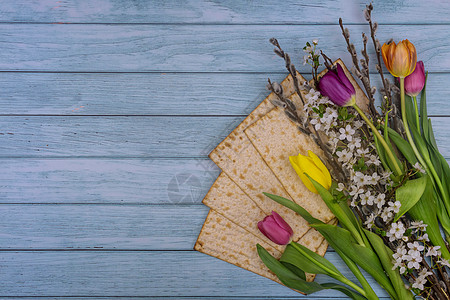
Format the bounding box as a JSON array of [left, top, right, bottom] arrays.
[[208, 73, 313, 240], [203, 172, 328, 253], [245, 106, 334, 222], [195, 210, 317, 284]]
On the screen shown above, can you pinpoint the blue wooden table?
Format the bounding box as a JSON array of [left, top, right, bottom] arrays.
[[1, 1, 450, 299]]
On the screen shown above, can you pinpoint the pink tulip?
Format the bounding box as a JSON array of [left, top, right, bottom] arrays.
[[404, 61, 425, 97], [258, 211, 293, 245]]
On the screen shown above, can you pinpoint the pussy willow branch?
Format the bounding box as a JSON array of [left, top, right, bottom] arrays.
[[365, 4, 392, 108], [339, 18, 378, 118], [269, 38, 305, 106]]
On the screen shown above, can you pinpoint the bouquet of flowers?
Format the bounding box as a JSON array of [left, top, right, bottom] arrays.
[[256, 4, 450, 299]]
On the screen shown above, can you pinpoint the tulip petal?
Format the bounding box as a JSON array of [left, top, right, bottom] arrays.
[[271, 211, 293, 236], [307, 150, 332, 189], [258, 214, 291, 245], [297, 154, 328, 193], [290, 154, 317, 193], [335, 64, 355, 95], [318, 71, 354, 107]]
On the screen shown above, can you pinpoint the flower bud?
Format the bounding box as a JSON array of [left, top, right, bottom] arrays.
[[289, 150, 332, 194], [257, 211, 293, 245], [318, 64, 356, 107], [404, 61, 425, 97]]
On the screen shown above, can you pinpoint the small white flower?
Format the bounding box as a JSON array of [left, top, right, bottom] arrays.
[[410, 220, 427, 232], [392, 260, 406, 274], [401, 236, 409, 242], [438, 258, 450, 268], [354, 120, 364, 129], [348, 138, 361, 150], [413, 162, 426, 174], [356, 147, 369, 157], [374, 193, 386, 209], [312, 39, 319, 45], [418, 268, 433, 279], [336, 183, 346, 192], [337, 149, 353, 163], [406, 255, 422, 269], [364, 174, 373, 185], [426, 246, 441, 257], [390, 222, 406, 240], [353, 171, 366, 186], [367, 154, 381, 166], [381, 208, 393, 223], [364, 214, 376, 228], [388, 201, 401, 214], [339, 124, 355, 142], [418, 233, 429, 242], [360, 190, 374, 205], [310, 118, 322, 131], [393, 246, 407, 261], [412, 276, 427, 290], [407, 241, 425, 252]]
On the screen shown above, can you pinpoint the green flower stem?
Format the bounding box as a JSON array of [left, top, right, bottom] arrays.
[[400, 78, 450, 215], [412, 96, 420, 132], [289, 242, 367, 297], [352, 104, 403, 177], [333, 248, 379, 300]]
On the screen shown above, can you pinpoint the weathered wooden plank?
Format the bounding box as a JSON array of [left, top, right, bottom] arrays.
[[0, 24, 448, 72], [0, 116, 242, 157], [0, 205, 209, 250], [1, 116, 450, 158], [1, 72, 449, 116], [0, 251, 389, 298], [0, 159, 219, 204], [0, 0, 447, 25]]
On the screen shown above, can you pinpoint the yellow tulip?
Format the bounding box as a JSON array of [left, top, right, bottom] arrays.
[[381, 39, 417, 78], [289, 150, 332, 194]]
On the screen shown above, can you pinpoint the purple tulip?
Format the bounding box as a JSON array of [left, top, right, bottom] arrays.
[[257, 211, 293, 245], [318, 64, 356, 107], [404, 61, 425, 97]]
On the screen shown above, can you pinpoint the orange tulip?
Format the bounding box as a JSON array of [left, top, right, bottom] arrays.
[[381, 39, 417, 78]]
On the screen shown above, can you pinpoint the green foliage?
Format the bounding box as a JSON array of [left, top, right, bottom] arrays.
[[256, 244, 366, 299], [394, 176, 427, 221]]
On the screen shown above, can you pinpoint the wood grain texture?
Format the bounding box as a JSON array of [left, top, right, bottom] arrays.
[[1, 1, 450, 299], [0, 72, 449, 116], [0, 251, 389, 298], [0, 24, 449, 72], [1, 116, 450, 158], [0, 204, 208, 250], [0, 158, 218, 204], [0, 0, 448, 24]]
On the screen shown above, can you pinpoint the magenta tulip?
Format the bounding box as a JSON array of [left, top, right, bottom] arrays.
[[318, 64, 356, 107], [404, 61, 425, 97], [257, 211, 293, 245]]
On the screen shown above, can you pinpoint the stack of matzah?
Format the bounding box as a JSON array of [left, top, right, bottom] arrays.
[[195, 60, 369, 287]]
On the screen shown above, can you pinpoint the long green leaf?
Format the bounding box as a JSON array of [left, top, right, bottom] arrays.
[[262, 192, 322, 225], [394, 176, 427, 221], [387, 127, 418, 165], [320, 283, 367, 300], [307, 176, 365, 246], [408, 177, 450, 261], [257, 244, 324, 294], [419, 73, 429, 140], [257, 244, 365, 299], [364, 229, 413, 300], [310, 223, 397, 299], [281, 243, 342, 276]]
